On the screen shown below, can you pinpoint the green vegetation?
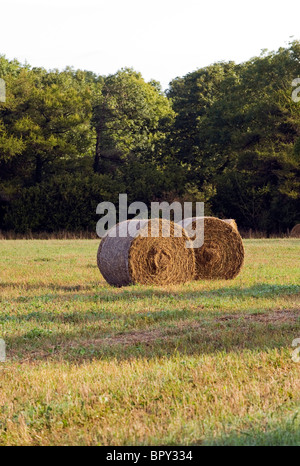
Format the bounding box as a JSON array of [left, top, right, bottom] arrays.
[[0, 239, 299, 445], [1, 41, 300, 234]]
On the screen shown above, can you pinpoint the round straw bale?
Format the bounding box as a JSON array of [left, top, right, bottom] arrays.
[[97, 218, 195, 287], [290, 224, 300, 238], [222, 218, 238, 231], [178, 216, 244, 280]]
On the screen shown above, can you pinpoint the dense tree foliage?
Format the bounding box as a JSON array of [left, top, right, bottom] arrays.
[[167, 42, 300, 232], [0, 42, 299, 234]]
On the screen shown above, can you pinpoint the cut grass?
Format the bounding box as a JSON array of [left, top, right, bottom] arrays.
[[0, 238, 299, 445]]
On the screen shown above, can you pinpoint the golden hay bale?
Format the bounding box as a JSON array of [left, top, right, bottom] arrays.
[[222, 218, 238, 231], [97, 218, 195, 287], [290, 224, 300, 238], [178, 217, 244, 280]]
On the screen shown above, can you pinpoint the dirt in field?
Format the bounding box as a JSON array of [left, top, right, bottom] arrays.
[[216, 309, 299, 324]]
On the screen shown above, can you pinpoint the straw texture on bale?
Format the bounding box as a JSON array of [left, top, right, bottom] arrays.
[[178, 217, 244, 280], [97, 218, 195, 287], [290, 224, 300, 238]]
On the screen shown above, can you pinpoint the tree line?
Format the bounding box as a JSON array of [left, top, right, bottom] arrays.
[[0, 41, 299, 234]]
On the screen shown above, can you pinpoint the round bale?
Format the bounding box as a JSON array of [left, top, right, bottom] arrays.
[[97, 218, 195, 287], [178, 216, 244, 280]]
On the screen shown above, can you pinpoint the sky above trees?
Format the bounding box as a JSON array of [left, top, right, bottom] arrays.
[[1, 0, 299, 90]]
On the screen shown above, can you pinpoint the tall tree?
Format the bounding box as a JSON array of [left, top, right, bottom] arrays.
[[0, 64, 93, 185], [92, 68, 175, 173]]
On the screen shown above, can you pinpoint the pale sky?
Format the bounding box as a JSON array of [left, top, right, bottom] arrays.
[[0, 0, 299, 90]]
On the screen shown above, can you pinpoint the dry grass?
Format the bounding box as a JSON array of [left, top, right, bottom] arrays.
[[0, 238, 299, 445]]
